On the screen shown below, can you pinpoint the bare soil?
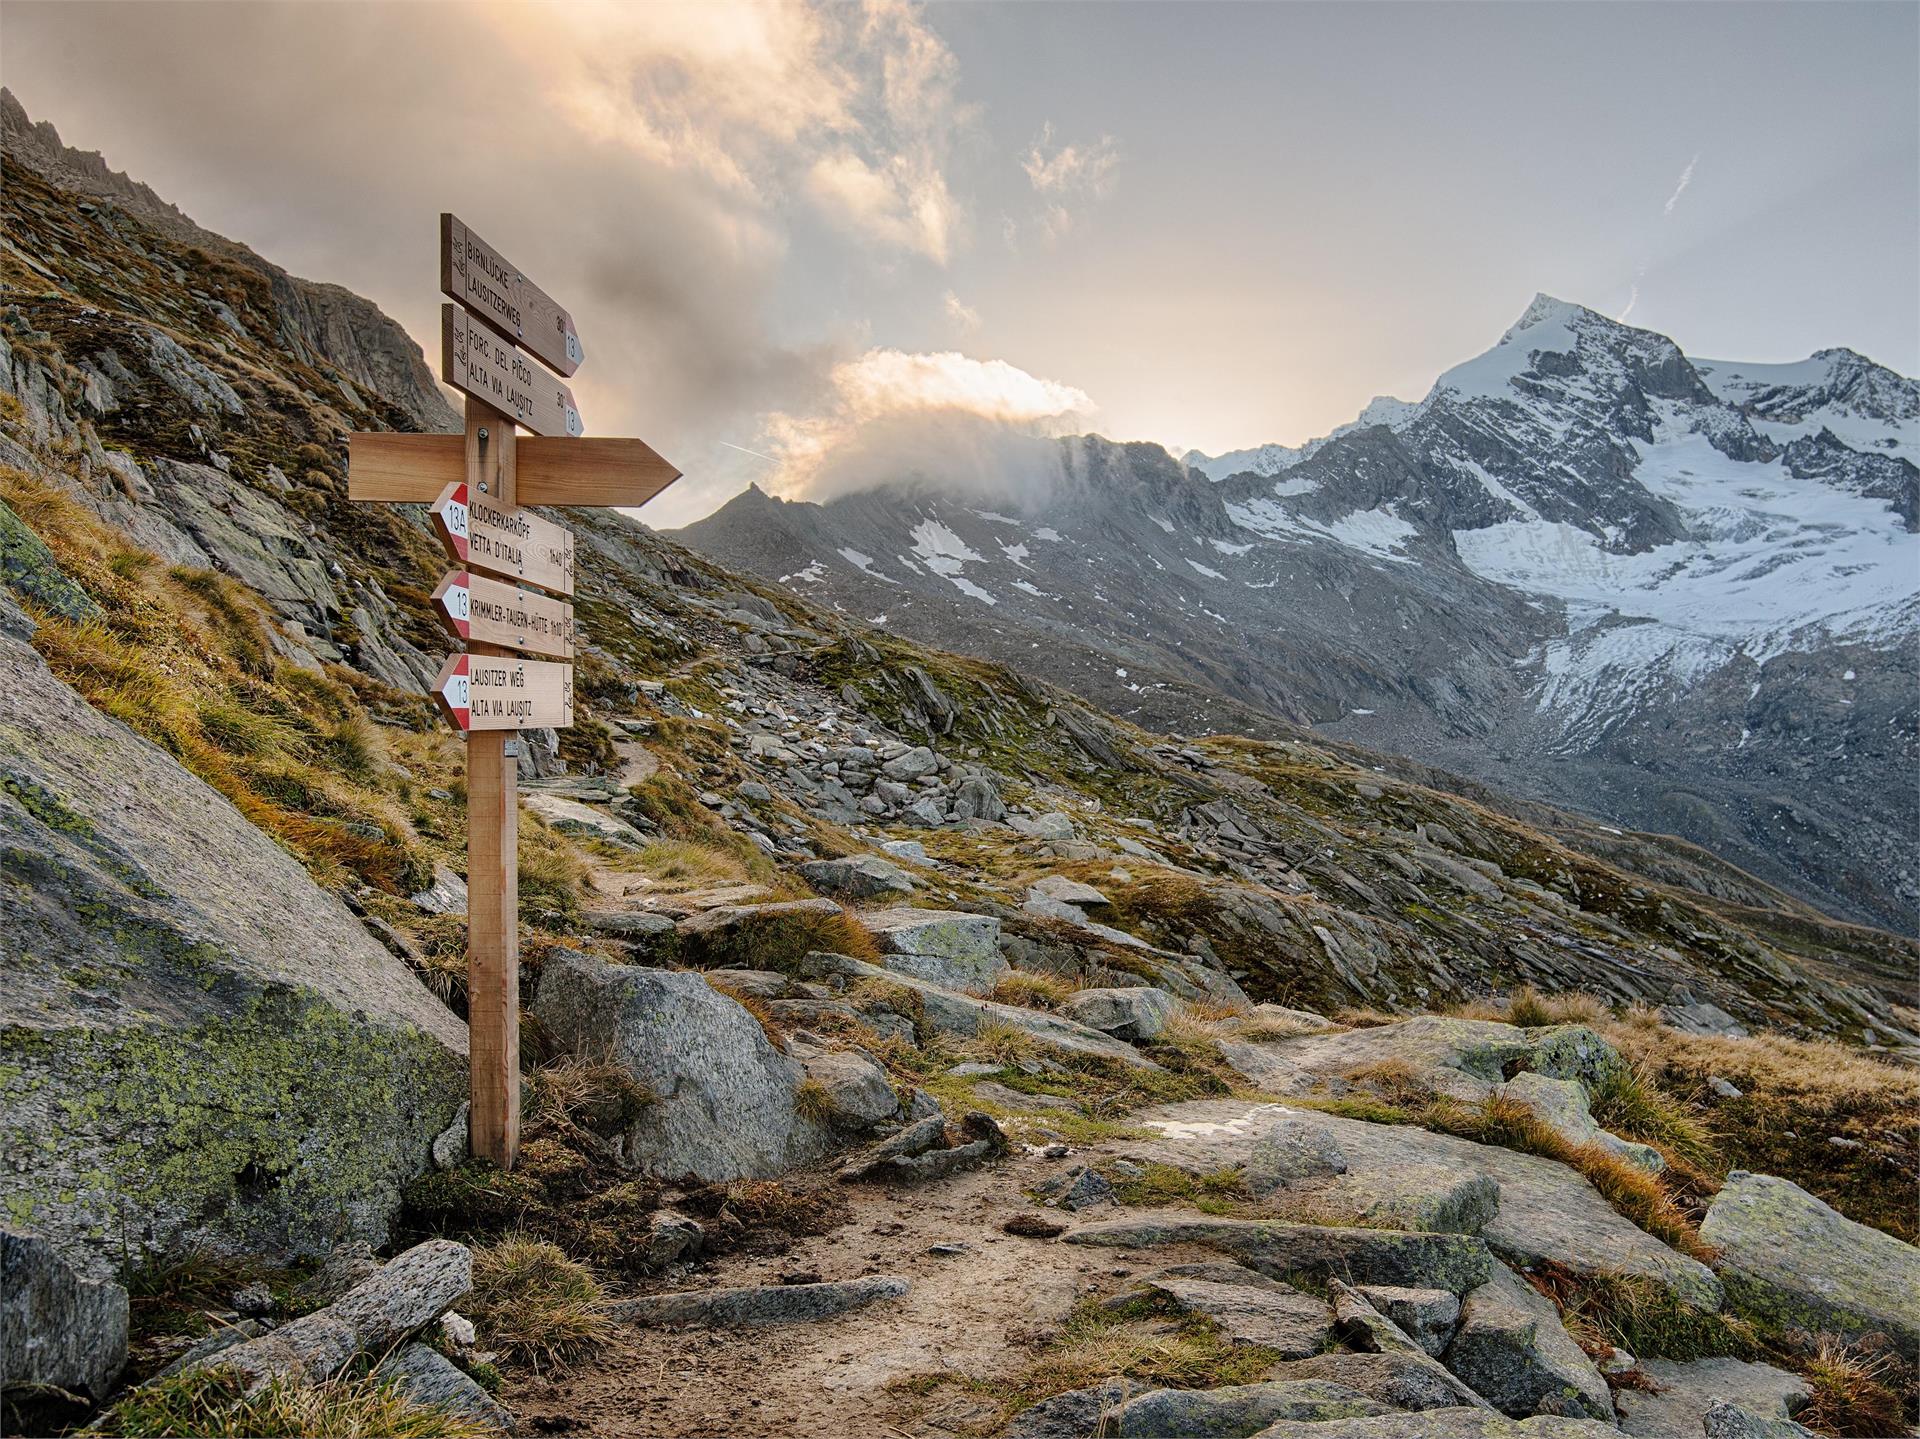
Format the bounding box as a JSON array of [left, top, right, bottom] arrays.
[[504, 1145, 1158, 1439]]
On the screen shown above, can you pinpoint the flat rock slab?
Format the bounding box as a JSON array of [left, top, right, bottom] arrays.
[[1127, 1100, 1721, 1310], [1282, 1353, 1493, 1415], [1066, 1214, 1494, 1295], [1110, 1380, 1389, 1435], [1698, 1170, 1920, 1354], [1617, 1357, 1811, 1439], [1244, 1411, 1622, 1438], [1353, 1285, 1461, 1358], [863, 907, 1008, 995], [1133, 1263, 1334, 1356], [1059, 986, 1178, 1041], [611, 1275, 909, 1328], [522, 791, 645, 844]]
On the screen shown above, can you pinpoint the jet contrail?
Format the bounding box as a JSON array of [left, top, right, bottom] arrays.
[[719, 440, 779, 464], [1664, 154, 1699, 216]]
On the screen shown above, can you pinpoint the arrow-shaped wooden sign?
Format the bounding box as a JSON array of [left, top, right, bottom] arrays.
[[346, 433, 680, 509], [433, 570, 575, 659], [429, 481, 574, 595], [442, 213, 584, 378], [442, 304, 583, 437], [433, 652, 574, 732]]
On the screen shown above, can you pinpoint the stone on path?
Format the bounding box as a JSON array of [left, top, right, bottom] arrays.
[[1698, 1170, 1920, 1354], [610, 1274, 908, 1328], [1352, 1285, 1461, 1357], [1282, 1353, 1492, 1415], [1029, 874, 1112, 908], [1329, 1282, 1497, 1414], [1701, 1401, 1823, 1439], [1442, 1264, 1611, 1421], [1058, 985, 1178, 1041], [1108, 1380, 1389, 1435], [1243, 1412, 1622, 1437], [521, 791, 645, 845], [188, 1239, 471, 1392], [1616, 1358, 1810, 1439], [1, 1229, 128, 1401]]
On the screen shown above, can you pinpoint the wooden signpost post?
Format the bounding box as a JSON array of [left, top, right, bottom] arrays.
[[348, 214, 680, 1168]]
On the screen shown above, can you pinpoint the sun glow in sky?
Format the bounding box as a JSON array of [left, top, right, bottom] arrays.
[[5, 0, 1914, 525]]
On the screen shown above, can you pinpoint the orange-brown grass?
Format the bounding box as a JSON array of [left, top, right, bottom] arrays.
[[1602, 1019, 1920, 1241], [988, 971, 1080, 1009], [1798, 1336, 1910, 1437]]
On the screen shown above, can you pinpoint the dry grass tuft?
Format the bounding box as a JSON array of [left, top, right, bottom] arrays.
[[792, 1078, 836, 1124], [1503, 985, 1609, 1028], [95, 1368, 495, 1438], [988, 972, 1080, 1010], [466, 1235, 616, 1373], [1798, 1336, 1909, 1437]]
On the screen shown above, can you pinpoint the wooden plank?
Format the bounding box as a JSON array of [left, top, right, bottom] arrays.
[[442, 304, 583, 437], [429, 480, 575, 595], [433, 652, 574, 731], [433, 569, 576, 659], [348, 432, 681, 509], [441, 213, 584, 378], [463, 393, 520, 1171]]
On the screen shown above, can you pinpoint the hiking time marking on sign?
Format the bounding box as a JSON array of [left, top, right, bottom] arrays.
[[433, 570, 575, 659], [442, 304, 584, 437], [428, 481, 575, 595], [433, 653, 574, 732], [441, 213, 584, 378]]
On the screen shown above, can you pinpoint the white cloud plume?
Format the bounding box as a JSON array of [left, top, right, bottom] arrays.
[[943, 290, 982, 330], [763, 349, 1094, 503]]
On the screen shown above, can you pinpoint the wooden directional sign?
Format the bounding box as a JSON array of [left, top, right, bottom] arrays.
[[347, 433, 681, 509], [433, 570, 575, 659], [442, 213, 584, 378], [434, 653, 574, 732], [442, 304, 584, 437], [429, 482, 575, 595]]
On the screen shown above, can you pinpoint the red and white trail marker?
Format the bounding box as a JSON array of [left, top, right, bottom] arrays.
[[432, 652, 574, 733], [433, 569, 575, 659]]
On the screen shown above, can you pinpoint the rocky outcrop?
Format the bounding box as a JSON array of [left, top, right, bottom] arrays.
[[0, 598, 466, 1277], [1698, 1170, 1920, 1353], [1059, 986, 1178, 1041], [864, 906, 1009, 994], [1122, 1263, 1335, 1356], [1616, 1358, 1809, 1439], [532, 951, 832, 1182], [610, 1275, 909, 1328]]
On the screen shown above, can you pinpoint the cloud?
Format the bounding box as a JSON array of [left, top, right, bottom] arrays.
[[1663, 153, 1700, 216], [1018, 122, 1121, 241], [944, 291, 982, 330], [762, 348, 1094, 504]]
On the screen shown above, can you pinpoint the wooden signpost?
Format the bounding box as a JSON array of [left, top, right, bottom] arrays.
[[348, 213, 680, 1169]]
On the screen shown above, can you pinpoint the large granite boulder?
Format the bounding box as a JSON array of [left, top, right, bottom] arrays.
[[1617, 1357, 1809, 1439], [1066, 1215, 1495, 1294], [0, 601, 466, 1279], [533, 951, 831, 1181], [1698, 1170, 1920, 1354]]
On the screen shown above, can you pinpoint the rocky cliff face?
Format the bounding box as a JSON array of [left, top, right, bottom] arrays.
[[679, 300, 1918, 933]]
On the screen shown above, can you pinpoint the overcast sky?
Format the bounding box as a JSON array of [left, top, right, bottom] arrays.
[[6, 1, 1916, 525]]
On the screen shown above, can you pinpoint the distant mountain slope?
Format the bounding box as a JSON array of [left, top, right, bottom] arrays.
[[679, 297, 1919, 931]]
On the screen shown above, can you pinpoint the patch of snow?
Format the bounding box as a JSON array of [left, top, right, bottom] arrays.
[[1150, 515, 1176, 534], [1033, 527, 1063, 542], [837, 547, 896, 583], [1209, 538, 1254, 555], [1000, 541, 1030, 566], [1350, 708, 1376, 716], [1187, 559, 1226, 580], [780, 560, 827, 584]]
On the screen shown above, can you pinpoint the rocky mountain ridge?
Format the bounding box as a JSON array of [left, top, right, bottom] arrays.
[[679, 299, 1918, 934]]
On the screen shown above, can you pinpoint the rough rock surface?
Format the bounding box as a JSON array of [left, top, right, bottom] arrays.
[[1128, 1263, 1335, 1356], [1108, 1380, 1390, 1435], [1283, 1353, 1493, 1415], [0, 1229, 129, 1400], [1244, 1413, 1621, 1438], [1059, 986, 1178, 1040], [1698, 1170, 1920, 1353], [374, 1341, 515, 1433], [1352, 1285, 1462, 1358], [864, 907, 1009, 994], [533, 951, 831, 1181], [1498, 1072, 1663, 1172], [1066, 1214, 1494, 1294], [0, 606, 466, 1275], [1443, 1265, 1612, 1421], [1616, 1358, 1810, 1439], [610, 1275, 909, 1328], [797, 854, 916, 900], [189, 1239, 471, 1392], [1129, 1101, 1721, 1308]]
